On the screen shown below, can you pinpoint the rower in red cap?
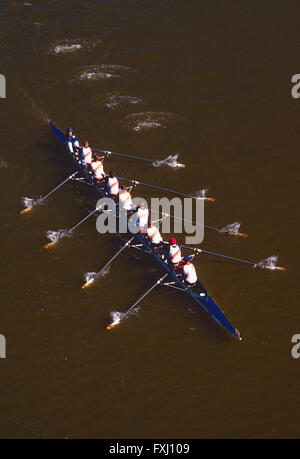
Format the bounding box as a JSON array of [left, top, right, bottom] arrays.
[[168, 238, 182, 267]]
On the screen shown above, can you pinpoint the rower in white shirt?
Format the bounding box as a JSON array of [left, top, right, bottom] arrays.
[[135, 202, 149, 230], [168, 238, 182, 266], [119, 185, 135, 211], [146, 223, 163, 246], [81, 140, 92, 166], [181, 256, 198, 285], [106, 171, 119, 197], [91, 154, 105, 181]]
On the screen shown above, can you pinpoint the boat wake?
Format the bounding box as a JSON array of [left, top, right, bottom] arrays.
[[74, 64, 137, 82], [48, 39, 102, 55], [153, 154, 185, 169], [121, 112, 185, 134], [101, 93, 142, 109]]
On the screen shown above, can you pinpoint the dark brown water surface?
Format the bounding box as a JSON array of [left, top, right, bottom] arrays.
[[0, 0, 299, 438]]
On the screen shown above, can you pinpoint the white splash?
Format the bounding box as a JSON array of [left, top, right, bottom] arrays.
[[253, 256, 286, 271], [53, 44, 83, 54], [84, 272, 97, 283], [219, 222, 241, 234], [219, 222, 247, 237], [0, 161, 7, 169], [195, 188, 215, 202], [46, 229, 69, 242], [195, 189, 208, 198], [22, 197, 41, 209], [153, 154, 185, 168], [107, 311, 124, 329]]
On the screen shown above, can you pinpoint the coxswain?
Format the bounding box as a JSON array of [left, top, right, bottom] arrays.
[[91, 153, 105, 181], [106, 171, 119, 197], [81, 140, 92, 166], [168, 238, 182, 266], [64, 127, 80, 154], [181, 256, 197, 285], [119, 185, 135, 211], [135, 202, 149, 230]]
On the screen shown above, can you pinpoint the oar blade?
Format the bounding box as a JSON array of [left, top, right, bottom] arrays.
[[44, 241, 57, 249], [20, 206, 33, 215], [106, 313, 122, 330]]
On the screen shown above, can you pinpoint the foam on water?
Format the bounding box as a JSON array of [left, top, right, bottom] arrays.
[[0, 161, 7, 169], [22, 197, 41, 209], [75, 64, 136, 82], [48, 39, 102, 55], [219, 222, 241, 235], [84, 272, 97, 283], [153, 154, 185, 168], [121, 112, 185, 134], [103, 93, 142, 109], [46, 229, 69, 242], [254, 256, 284, 270]]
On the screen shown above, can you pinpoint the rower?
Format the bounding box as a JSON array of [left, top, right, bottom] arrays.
[[64, 127, 80, 154], [81, 140, 92, 167], [106, 171, 119, 198], [168, 238, 182, 266], [135, 202, 149, 230], [180, 255, 197, 286], [146, 222, 164, 250], [119, 185, 135, 211], [91, 153, 105, 181]]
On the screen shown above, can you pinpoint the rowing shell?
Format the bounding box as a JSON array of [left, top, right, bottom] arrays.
[[50, 122, 241, 341]]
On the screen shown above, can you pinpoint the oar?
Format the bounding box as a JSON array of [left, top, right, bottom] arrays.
[[118, 177, 215, 202], [94, 148, 154, 164], [44, 204, 103, 249], [149, 208, 247, 237], [106, 273, 169, 330], [181, 244, 286, 271], [20, 171, 78, 214], [82, 235, 136, 288], [94, 148, 186, 168]]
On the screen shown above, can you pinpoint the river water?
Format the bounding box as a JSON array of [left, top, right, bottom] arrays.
[[0, 0, 299, 438]]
